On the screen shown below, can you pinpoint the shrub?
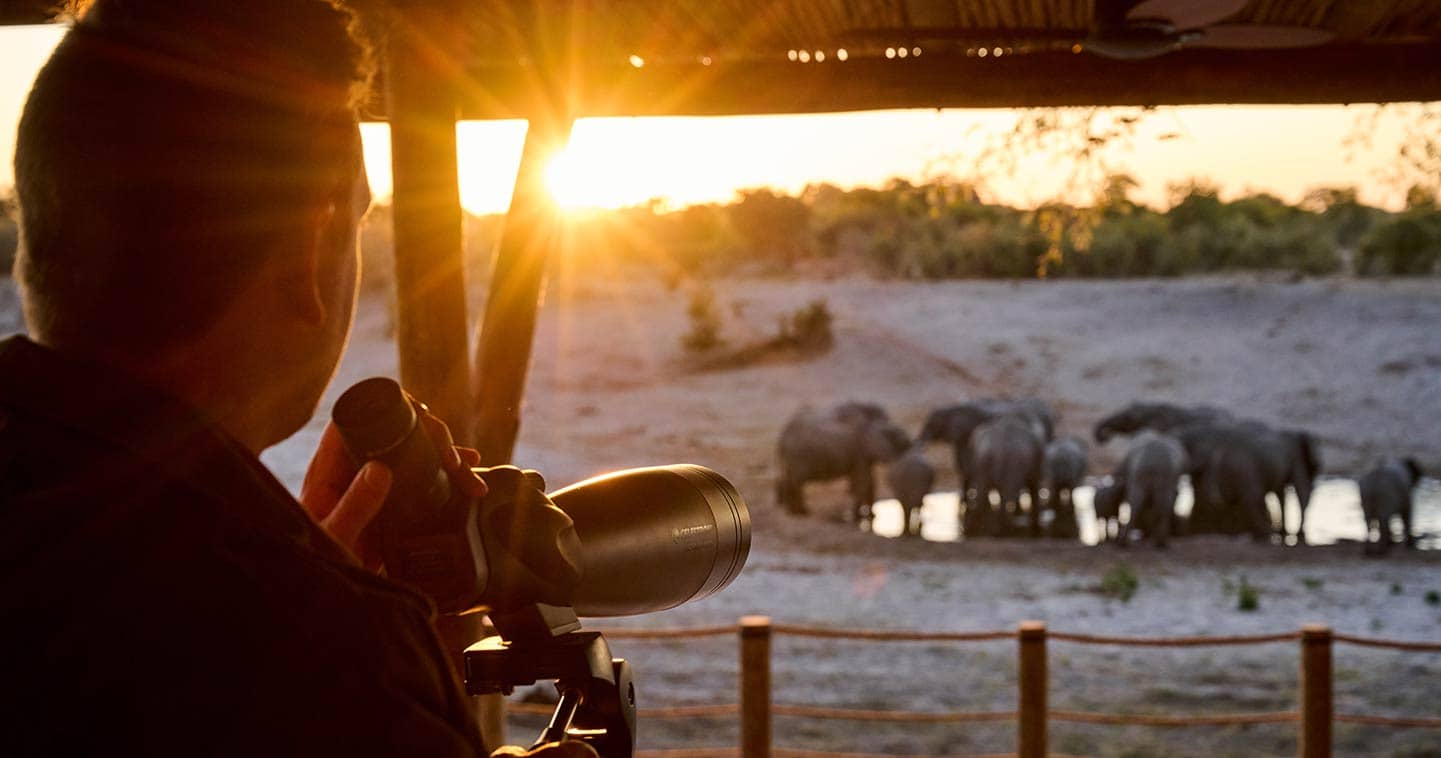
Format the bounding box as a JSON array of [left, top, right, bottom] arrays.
[[1237, 576, 1260, 611], [728, 188, 811, 265], [775, 299, 834, 351], [1357, 212, 1441, 275], [680, 286, 725, 353], [1100, 563, 1139, 602]]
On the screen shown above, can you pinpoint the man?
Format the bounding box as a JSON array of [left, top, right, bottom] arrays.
[[1, 2, 574, 754]]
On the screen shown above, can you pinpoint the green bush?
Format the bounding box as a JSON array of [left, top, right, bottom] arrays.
[[776, 299, 834, 351], [1237, 576, 1260, 612], [1100, 563, 1139, 602], [680, 286, 725, 353], [1357, 211, 1441, 275]]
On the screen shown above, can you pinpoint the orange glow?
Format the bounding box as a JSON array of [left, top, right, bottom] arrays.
[[544, 148, 588, 209]]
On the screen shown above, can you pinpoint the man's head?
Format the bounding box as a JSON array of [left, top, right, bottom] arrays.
[[14, 0, 375, 448]]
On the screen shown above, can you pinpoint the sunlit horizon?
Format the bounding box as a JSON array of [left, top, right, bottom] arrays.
[[2, 23, 1432, 218]]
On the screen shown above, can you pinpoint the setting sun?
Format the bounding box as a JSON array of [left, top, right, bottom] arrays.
[[543, 148, 595, 210]]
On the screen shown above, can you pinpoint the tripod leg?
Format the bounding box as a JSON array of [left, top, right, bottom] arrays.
[[533, 688, 583, 748]]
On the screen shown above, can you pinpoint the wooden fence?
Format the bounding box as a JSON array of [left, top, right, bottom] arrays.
[[507, 617, 1441, 758]]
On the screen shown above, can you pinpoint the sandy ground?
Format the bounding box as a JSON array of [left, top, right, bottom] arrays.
[[5, 274, 1441, 756]]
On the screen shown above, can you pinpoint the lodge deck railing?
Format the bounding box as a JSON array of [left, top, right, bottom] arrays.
[[506, 618, 1441, 758]]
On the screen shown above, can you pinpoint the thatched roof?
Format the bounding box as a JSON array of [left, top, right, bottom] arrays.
[[7, 1, 1441, 115]]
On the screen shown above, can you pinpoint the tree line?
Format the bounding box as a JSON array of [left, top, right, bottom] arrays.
[[543, 177, 1441, 280], [9, 178, 1438, 281]]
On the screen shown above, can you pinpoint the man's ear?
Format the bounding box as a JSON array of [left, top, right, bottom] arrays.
[[279, 202, 340, 326]]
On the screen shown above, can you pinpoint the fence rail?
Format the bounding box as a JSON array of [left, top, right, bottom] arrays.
[[510, 619, 1441, 758]]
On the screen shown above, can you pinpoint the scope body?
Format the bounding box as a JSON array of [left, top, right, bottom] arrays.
[[332, 377, 750, 619], [550, 464, 751, 617]]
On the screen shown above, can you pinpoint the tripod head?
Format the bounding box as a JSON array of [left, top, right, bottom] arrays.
[[465, 605, 635, 757]]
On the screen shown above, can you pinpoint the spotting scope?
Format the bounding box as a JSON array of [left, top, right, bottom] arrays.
[[332, 377, 752, 618]]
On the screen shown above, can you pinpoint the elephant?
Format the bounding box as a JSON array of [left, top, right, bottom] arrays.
[[776, 403, 912, 522], [1093, 402, 1233, 443], [1092, 478, 1123, 543], [1359, 457, 1424, 555], [1112, 431, 1189, 548], [965, 415, 1045, 537], [918, 397, 1054, 498], [1043, 435, 1088, 538], [885, 446, 936, 537], [1171, 420, 1263, 535], [980, 397, 1056, 442], [1203, 423, 1323, 543], [918, 403, 994, 495]]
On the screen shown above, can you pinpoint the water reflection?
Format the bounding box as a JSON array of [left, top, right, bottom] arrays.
[[870, 477, 1441, 548]]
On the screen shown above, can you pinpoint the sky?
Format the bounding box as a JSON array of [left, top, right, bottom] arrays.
[[0, 23, 1427, 215]]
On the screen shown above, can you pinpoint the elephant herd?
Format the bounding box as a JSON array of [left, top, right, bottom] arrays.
[[776, 400, 1429, 553]]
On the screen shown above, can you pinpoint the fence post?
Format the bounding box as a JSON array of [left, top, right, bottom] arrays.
[[1018, 620, 1047, 758], [740, 616, 773, 758], [1299, 624, 1333, 758]]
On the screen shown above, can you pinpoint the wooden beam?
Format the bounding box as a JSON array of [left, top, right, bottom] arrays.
[[386, 4, 473, 442], [442, 43, 1441, 119]]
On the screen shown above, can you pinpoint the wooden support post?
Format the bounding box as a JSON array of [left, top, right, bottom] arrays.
[[1018, 620, 1047, 758], [386, 1, 472, 443], [740, 616, 773, 758], [385, 2, 497, 749], [470, 115, 572, 465], [1299, 624, 1333, 758]]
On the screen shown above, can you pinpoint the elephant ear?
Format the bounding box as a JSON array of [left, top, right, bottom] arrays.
[[1404, 457, 1424, 485], [918, 410, 949, 443], [860, 422, 909, 461], [945, 409, 984, 444]]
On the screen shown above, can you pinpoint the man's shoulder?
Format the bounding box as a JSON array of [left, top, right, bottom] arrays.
[[0, 407, 483, 756]]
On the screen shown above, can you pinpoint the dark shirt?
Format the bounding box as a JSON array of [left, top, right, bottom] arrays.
[[0, 336, 485, 756]]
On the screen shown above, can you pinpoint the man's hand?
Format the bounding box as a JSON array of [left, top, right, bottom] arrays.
[[299, 411, 487, 569], [491, 742, 599, 758]]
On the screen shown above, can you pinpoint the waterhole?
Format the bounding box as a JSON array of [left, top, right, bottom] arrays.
[[869, 476, 1441, 548]]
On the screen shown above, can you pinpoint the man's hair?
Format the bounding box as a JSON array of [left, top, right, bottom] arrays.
[[14, 1, 375, 354]]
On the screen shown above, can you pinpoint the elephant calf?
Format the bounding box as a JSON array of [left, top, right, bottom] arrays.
[[1113, 431, 1189, 548], [776, 403, 911, 522], [1044, 435, 1089, 538], [886, 446, 936, 537], [1359, 457, 1424, 556]]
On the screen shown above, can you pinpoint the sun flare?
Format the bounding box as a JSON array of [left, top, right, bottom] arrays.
[[544, 149, 590, 210]]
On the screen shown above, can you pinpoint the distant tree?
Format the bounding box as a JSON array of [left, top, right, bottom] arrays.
[[1302, 186, 1375, 248], [1099, 173, 1141, 218], [1358, 210, 1441, 276], [728, 188, 811, 265], [1346, 103, 1441, 207], [1165, 179, 1224, 231], [1405, 183, 1438, 212]]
